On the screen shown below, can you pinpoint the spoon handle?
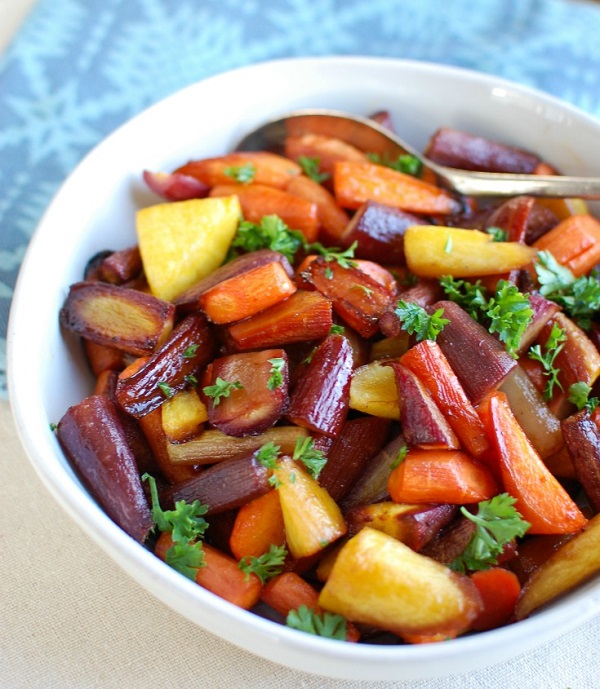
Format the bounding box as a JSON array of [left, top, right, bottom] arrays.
[[438, 168, 600, 199]]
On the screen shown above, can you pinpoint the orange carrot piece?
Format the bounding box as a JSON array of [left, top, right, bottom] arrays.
[[286, 174, 350, 242], [470, 567, 521, 631], [333, 161, 461, 215], [117, 356, 150, 380], [400, 340, 490, 456], [175, 151, 302, 190], [210, 183, 319, 242], [488, 391, 587, 534], [229, 489, 286, 560], [155, 532, 262, 609], [199, 260, 297, 324], [387, 449, 499, 505], [284, 133, 368, 178], [533, 214, 600, 277], [261, 571, 360, 642]]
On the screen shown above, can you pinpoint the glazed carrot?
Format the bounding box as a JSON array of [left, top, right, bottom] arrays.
[[229, 489, 286, 560], [155, 532, 262, 609], [199, 260, 297, 324], [400, 340, 490, 457], [487, 391, 587, 534], [296, 255, 396, 293], [210, 183, 319, 242], [284, 133, 368, 178], [226, 289, 332, 350], [117, 356, 150, 380], [175, 151, 302, 190], [469, 568, 521, 631], [533, 214, 600, 277], [387, 449, 499, 505], [286, 174, 350, 242], [333, 161, 461, 215], [261, 572, 361, 642]]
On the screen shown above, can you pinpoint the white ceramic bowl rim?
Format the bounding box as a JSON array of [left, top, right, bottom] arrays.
[[8, 56, 600, 681]]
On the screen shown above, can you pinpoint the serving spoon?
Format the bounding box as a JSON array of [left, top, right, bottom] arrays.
[[235, 108, 600, 199]]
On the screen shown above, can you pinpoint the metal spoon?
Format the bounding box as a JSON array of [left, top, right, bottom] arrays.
[[235, 108, 600, 199]]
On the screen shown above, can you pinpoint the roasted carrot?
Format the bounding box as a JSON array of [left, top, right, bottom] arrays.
[[286, 174, 350, 242], [400, 340, 490, 457], [226, 289, 332, 350], [261, 571, 360, 642], [284, 133, 368, 178], [387, 449, 499, 505], [199, 260, 297, 324], [333, 160, 461, 215], [296, 254, 396, 294], [155, 532, 262, 609], [487, 391, 587, 534], [175, 151, 302, 190], [83, 339, 127, 377], [229, 489, 286, 560], [117, 356, 150, 380], [533, 214, 600, 277], [210, 183, 319, 242], [469, 567, 521, 631]]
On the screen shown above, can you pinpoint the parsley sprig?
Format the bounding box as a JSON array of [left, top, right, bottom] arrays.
[[224, 162, 256, 183], [440, 276, 533, 358], [202, 377, 244, 406], [394, 300, 449, 342], [568, 381, 600, 414], [367, 152, 422, 177], [238, 543, 288, 584], [297, 155, 330, 183], [267, 357, 286, 391], [535, 251, 600, 331], [228, 215, 307, 263], [255, 441, 282, 487], [528, 322, 567, 400], [293, 436, 327, 479], [451, 493, 530, 573], [143, 473, 209, 580], [286, 605, 347, 640], [310, 240, 358, 269]]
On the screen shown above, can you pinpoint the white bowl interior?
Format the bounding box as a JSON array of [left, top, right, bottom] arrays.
[[8, 56, 600, 681]]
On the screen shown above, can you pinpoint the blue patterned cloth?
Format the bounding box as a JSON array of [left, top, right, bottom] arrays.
[[3, 0, 600, 397]]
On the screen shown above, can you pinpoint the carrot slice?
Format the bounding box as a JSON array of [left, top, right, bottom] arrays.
[[175, 151, 302, 190], [229, 489, 286, 560], [488, 391, 587, 534], [210, 183, 319, 242], [286, 174, 350, 242], [469, 567, 521, 631], [155, 532, 262, 609], [400, 340, 490, 457], [533, 214, 600, 277], [199, 260, 297, 324], [284, 133, 367, 178], [333, 161, 461, 215], [261, 571, 360, 642], [387, 449, 499, 504]]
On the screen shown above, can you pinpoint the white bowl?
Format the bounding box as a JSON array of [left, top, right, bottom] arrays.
[[8, 56, 600, 681]]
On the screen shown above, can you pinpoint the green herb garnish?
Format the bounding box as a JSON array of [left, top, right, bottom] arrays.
[[568, 381, 600, 414], [451, 493, 530, 573], [238, 544, 288, 584], [367, 152, 422, 177], [267, 357, 286, 391], [229, 215, 307, 263], [297, 155, 330, 183], [286, 605, 347, 640], [224, 162, 256, 183], [309, 240, 358, 269], [394, 300, 449, 342], [485, 226, 508, 242], [202, 377, 244, 406], [157, 381, 174, 398], [528, 322, 567, 400], [293, 436, 327, 479]]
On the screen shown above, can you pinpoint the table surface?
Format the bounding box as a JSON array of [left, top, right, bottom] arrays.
[[3, 1, 600, 687]]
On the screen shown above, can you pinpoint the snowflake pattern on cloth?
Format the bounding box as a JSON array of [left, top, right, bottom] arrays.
[[2, 0, 600, 396]]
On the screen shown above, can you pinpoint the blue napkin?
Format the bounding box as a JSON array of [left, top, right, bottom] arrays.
[[2, 0, 600, 397]]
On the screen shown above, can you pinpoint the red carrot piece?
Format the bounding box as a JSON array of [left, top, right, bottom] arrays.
[[470, 567, 521, 631]]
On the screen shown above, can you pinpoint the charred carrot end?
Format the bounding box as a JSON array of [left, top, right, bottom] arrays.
[[229, 490, 286, 560], [175, 151, 302, 189], [533, 214, 600, 277], [210, 183, 319, 242], [261, 571, 360, 642], [387, 449, 499, 505], [333, 161, 461, 215], [470, 568, 521, 632], [400, 340, 490, 457], [488, 391, 587, 534], [200, 260, 297, 324]]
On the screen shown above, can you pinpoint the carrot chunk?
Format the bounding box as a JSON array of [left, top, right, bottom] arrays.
[[333, 161, 461, 215], [488, 391, 587, 534], [533, 214, 600, 277], [388, 449, 499, 505], [229, 489, 286, 560], [470, 567, 521, 631]]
